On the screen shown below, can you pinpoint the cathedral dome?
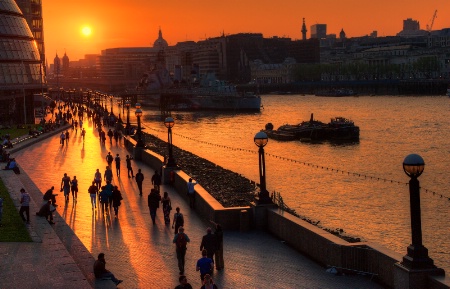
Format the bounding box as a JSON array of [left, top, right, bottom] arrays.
[[153, 28, 168, 50]]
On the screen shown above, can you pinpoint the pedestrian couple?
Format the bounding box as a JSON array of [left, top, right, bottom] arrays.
[[173, 227, 219, 289]]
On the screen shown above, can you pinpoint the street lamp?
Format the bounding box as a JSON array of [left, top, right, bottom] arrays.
[[254, 131, 271, 204], [135, 103, 145, 147], [125, 100, 131, 135], [110, 95, 113, 114], [401, 154, 437, 270], [164, 117, 177, 168]]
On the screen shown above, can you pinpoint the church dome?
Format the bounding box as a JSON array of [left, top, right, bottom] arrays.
[[153, 28, 168, 50]]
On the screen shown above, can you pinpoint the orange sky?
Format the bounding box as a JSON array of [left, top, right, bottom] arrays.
[[42, 0, 450, 62]]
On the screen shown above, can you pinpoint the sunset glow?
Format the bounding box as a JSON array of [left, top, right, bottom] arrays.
[[81, 26, 92, 37], [43, 0, 450, 61]]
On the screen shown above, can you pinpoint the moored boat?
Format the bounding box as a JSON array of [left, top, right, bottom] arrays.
[[160, 74, 261, 111], [315, 88, 357, 97], [263, 114, 360, 142], [277, 113, 328, 140], [326, 117, 360, 141]]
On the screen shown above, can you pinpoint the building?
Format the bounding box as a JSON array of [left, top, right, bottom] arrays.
[[0, 0, 46, 124], [15, 0, 45, 74], [403, 18, 420, 31], [311, 24, 327, 39]]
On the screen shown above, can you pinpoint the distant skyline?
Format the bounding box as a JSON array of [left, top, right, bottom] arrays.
[[42, 0, 450, 61]]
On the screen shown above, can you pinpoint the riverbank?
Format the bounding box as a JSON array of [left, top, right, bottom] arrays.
[[143, 132, 364, 243], [145, 133, 258, 207]]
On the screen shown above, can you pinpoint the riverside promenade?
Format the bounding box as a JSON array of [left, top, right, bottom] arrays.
[[0, 121, 384, 288]]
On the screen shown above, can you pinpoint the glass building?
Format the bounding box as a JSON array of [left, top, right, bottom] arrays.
[[0, 0, 45, 124]]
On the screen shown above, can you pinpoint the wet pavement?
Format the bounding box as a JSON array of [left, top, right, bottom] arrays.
[[5, 117, 385, 288]]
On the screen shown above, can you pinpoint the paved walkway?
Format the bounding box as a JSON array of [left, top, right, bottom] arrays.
[[1, 119, 385, 288]]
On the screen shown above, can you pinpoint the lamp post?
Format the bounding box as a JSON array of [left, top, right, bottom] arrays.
[[254, 131, 271, 204], [164, 117, 177, 168], [110, 95, 113, 114], [135, 103, 145, 147], [125, 100, 131, 135], [401, 153, 437, 270]]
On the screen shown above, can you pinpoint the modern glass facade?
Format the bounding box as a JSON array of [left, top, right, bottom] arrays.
[[0, 0, 45, 124]]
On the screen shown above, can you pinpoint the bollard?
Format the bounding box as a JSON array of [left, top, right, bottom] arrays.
[[240, 209, 250, 232]]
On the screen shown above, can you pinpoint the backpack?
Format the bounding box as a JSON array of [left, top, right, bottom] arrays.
[[175, 213, 184, 226], [176, 233, 187, 249]]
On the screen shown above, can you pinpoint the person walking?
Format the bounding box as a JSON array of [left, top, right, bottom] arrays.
[[173, 226, 190, 275], [201, 274, 218, 289], [113, 129, 119, 144], [112, 186, 123, 218], [70, 176, 79, 203], [88, 181, 98, 209], [104, 166, 113, 183], [114, 154, 121, 177], [106, 152, 113, 167], [93, 253, 123, 286], [99, 186, 109, 215], [61, 173, 71, 202], [94, 169, 102, 190], [81, 128, 86, 142], [135, 169, 144, 196], [19, 188, 30, 224], [126, 155, 134, 178], [172, 207, 184, 235], [104, 180, 114, 210], [187, 178, 197, 209], [161, 191, 172, 225], [151, 170, 161, 192], [100, 130, 106, 145], [65, 130, 69, 144], [107, 129, 113, 143], [147, 189, 161, 224], [196, 249, 214, 281], [200, 227, 218, 261], [174, 275, 193, 289], [212, 222, 224, 270], [59, 131, 65, 146]]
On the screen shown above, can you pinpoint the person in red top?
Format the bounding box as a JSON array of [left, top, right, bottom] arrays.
[[93, 253, 123, 286]]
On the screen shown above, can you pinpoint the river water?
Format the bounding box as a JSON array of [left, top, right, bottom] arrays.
[[138, 94, 450, 272]]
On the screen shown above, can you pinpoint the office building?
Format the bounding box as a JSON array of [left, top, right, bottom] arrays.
[[311, 24, 327, 39], [15, 0, 45, 72], [0, 0, 46, 124]]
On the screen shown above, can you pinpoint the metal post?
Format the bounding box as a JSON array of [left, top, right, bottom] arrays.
[[258, 146, 270, 203], [166, 126, 177, 167]]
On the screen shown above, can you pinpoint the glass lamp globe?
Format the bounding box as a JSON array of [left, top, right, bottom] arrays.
[[403, 154, 425, 178], [254, 131, 268, 147], [164, 117, 175, 128]]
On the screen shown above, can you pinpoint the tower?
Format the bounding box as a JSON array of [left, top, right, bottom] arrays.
[[54, 53, 61, 75], [339, 28, 346, 40], [62, 52, 69, 74], [301, 18, 307, 40]]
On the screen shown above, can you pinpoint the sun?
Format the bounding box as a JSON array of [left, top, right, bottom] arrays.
[[81, 26, 92, 37]]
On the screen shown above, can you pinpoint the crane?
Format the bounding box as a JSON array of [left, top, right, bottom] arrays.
[[426, 10, 438, 32]]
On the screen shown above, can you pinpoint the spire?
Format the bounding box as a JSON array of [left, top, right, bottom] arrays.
[[158, 26, 162, 39], [301, 18, 307, 40]]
